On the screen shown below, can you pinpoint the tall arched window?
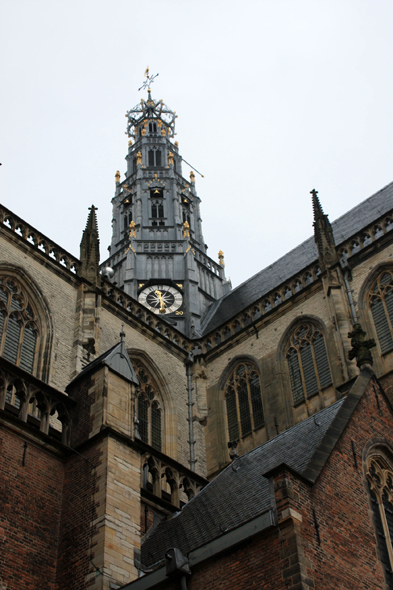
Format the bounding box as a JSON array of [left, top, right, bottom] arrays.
[[286, 323, 332, 405], [369, 271, 393, 354], [367, 454, 393, 588], [0, 277, 39, 373], [224, 363, 264, 442], [134, 361, 163, 451]]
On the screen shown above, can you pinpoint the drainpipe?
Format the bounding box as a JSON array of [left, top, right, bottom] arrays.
[[340, 257, 357, 324], [185, 353, 196, 472]]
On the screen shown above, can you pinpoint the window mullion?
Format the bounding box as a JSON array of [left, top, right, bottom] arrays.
[[310, 341, 321, 392], [379, 497, 393, 573], [16, 322, 26, 367], [297, 348, 308, 401], [234, 381, 242, 437], [382, 297, 393, 339]]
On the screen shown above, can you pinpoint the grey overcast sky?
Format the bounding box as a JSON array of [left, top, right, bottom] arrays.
[[1, 0, 392, 287]]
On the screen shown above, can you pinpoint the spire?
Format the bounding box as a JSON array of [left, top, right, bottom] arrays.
[[80, 205, 101, 286], [311, 189, 338, 271]]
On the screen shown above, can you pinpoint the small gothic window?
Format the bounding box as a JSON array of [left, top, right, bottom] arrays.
[[294, 280, 302, 293], [274, 293, 282, 306], [351, 240, 360, 254], [340, 248, 349, 259], [369, 271, 393, 354], [286, 323, 332, 405], [148, 149, 161, 167], [0, 277, 39, 373], [225, 363, 264, 441], [367, 454, 393, 588], [134, 361, 163, 451], [304, 272, 313, 286], [264, 300, 272, 313], [386, 218, 393, 232], [374, 226, 384, 239], [284, 287, 292, 300], [363, 234, 372, 247]]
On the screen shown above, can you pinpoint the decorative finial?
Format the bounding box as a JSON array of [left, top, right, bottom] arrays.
[[190, 170, 195, 183], [348, 323, 376, 368], [120, 324, 125, 343], [168, 152, 174, 167], [128, 139, 133, 147], [310, 188, 318, 198], [115, 170, 121, 183], [138, 66, 159, 92], [136, 151, 142, 166], [161, 127, 166, 136], [218, 250, 225, 266], [183, 220, 190, 238], [174, 141, 179, 148]]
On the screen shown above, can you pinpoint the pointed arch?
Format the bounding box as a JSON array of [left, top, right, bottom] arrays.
[[0, 265, 53, 381], [127, 349, 176, 456], [219, 355, 265, 443], [358, 264, 393, 356], [365, 442, 393, 588], [277, 316, 332, 406]]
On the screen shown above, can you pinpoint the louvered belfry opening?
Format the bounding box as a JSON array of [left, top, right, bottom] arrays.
[[367, 455, 393, 588], [134, 360, 163, 451], [225, 363, 265, 442], [0, 277, 38, 374], [369, 271, 393, 354], [286, 323, 332, 405]]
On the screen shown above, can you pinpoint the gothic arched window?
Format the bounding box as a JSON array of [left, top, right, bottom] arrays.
[[367, 454, 393, 588], [286, 323, 332, 405], [225, 363, 264, 441], [0, 277, 39, 373], [134, 361, 163, 451], [369, 271, 393, 354]]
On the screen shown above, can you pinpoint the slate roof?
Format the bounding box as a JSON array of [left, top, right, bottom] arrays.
[[202, 181, 393, 335], [141, 397, 346, 568], [66, 333, 139, 391]]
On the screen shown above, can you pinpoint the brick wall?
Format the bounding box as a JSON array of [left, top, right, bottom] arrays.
[[0, 426, 64, 590]]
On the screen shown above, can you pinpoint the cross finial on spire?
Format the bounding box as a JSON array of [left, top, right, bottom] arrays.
[[138, 66, 159, 92]]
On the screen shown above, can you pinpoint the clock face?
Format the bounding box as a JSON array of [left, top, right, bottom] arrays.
[[138, 285, 183, 315]]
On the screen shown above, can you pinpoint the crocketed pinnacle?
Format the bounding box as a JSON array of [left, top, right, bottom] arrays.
[[80, 205, 100, 285], [310, 189, 338, 270]]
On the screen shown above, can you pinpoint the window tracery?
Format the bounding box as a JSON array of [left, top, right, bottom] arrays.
[[0, 277, 39, 373], [286, 323, 332, 405], [368, 271, 393, 354], [367, 454, 393, 588], [134, 361, 163, 451], [224, 363, 264, 441]]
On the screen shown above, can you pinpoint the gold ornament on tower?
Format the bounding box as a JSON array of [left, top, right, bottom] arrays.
[[218, 250, 225, 266], [183, 221, 190, 238], [115, 170, 121, 183]]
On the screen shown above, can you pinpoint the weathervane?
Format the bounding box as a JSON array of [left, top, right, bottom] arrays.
[[138, 66, 159, 92]]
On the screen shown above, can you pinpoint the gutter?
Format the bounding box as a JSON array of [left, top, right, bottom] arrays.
[[119, 509, 276, 590]]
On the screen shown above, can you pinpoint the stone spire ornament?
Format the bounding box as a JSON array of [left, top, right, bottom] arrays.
[[80, 205, 101, 287], [311, 189, 338, 272]]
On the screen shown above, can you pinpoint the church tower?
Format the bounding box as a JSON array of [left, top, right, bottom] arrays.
[[101, 73, 231, 336]]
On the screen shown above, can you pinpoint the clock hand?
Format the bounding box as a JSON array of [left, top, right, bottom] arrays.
[[155, 290, 166, 314]]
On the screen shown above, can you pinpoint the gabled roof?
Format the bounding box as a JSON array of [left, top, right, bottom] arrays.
[[66, 332, 139, 391], [141, 367, 376, 569], [202, 181, 393, 334]]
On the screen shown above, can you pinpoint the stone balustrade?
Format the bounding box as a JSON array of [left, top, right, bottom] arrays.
[[0, 203, 80, 275], [0, 357, 76, 445], [141, 449, 207, 508]]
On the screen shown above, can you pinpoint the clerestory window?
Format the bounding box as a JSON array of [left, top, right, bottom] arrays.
[[369, 271, 393, 354], [0, 277, 39, 373], [286, 323, 332, 405], [367, 454, 393, 588], [225, 363, 264, 442], [134, 361, 163, 451]]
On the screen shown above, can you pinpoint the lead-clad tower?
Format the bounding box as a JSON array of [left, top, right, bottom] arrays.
[[101, 78, 231, 336]]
